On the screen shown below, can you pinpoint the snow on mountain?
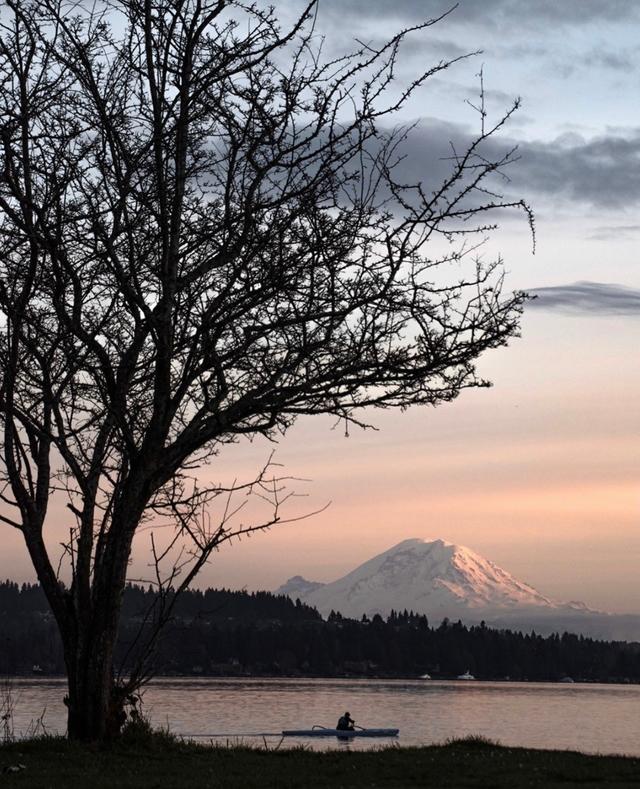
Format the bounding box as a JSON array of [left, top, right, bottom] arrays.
[[275, 539, 640, 640], [275, 538, 590, 622]]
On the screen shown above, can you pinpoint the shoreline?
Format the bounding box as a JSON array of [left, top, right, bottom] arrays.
[[12, 672, 640, 685], [3, 735, 640, 787]]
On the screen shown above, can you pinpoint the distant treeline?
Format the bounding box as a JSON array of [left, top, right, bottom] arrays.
[[1, 580, 640, 682]]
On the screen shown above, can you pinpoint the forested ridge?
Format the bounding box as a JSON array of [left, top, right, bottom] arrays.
[[2, 581, 639, 682]]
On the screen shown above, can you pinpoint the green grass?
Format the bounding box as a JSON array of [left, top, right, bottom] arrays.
[[2, 731, 640, 788]]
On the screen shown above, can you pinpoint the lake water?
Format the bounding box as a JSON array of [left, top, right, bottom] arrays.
[[4, 677, 640, 754]]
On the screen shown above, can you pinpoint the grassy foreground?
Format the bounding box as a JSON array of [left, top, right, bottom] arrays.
[[2, 732, 640, 788]]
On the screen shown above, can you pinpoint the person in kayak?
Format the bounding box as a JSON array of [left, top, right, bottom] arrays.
[[336, 711, 355, 731]]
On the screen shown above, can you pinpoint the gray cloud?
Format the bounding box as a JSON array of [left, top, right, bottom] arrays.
[[318, 0, 640, 27], [516, 132, 640, 207], [588, 225, 640, 241], [492, 43, 551, 59], [548, 46, 639, 80], [387, 120, 640, 209], [525, 282, 640, 315], [429, 77, 516, 106], [391, 35, 470, 61], [588, 48, 638, 73], [308, 1, 640, 84]]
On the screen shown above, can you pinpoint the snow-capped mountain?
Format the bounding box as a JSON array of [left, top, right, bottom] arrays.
[[276, 538, 640, 640], [276, 538, 568, 619]]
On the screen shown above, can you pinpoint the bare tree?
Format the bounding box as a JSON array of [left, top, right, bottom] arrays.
[[0, 0, 532, 740]]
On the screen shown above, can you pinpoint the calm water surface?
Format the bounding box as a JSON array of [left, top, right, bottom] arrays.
[[5, 677, 640, 754]]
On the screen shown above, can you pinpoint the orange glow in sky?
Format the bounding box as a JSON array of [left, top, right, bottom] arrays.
[[1, 2, 640, 617]]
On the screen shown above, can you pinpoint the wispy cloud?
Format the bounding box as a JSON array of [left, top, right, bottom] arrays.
[[526, 282, 640, 315], [588, 225, 640, 241]]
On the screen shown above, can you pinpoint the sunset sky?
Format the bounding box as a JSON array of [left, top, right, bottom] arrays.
[[1, 0, 639, 613]]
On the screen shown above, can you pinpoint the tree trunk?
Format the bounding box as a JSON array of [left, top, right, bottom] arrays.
[[64, 508, 140, 741], [64, 633, 123, 741]]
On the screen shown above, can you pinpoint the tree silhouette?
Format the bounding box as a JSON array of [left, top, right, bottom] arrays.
[[0, 0, 531, 740]]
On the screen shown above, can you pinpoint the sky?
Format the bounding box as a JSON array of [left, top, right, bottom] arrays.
[[1, 0, 639, 613], [198, 0, 639, 613]]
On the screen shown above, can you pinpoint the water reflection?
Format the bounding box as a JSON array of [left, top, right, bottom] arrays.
[[4, 677, 640, 754]]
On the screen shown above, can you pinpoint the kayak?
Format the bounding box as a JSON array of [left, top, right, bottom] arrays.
[[282, 728, 399, 738]]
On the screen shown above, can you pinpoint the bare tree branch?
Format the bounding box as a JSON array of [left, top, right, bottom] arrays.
[[0, 0, 531, 741]]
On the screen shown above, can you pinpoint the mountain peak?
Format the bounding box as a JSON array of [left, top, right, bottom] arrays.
[[277, 537, 570, 620]]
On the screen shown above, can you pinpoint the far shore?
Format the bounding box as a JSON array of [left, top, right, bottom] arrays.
[[12, 672, 640, 684]]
